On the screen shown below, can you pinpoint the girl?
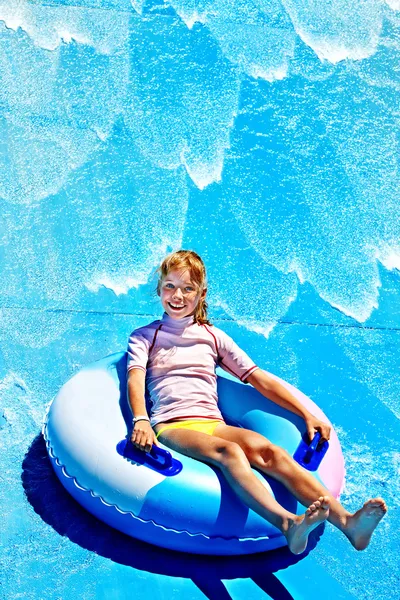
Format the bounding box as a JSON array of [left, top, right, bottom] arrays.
[[127, 250, 387, 555]]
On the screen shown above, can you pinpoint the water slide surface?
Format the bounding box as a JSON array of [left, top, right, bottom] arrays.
[[1, 1, 399, 599]]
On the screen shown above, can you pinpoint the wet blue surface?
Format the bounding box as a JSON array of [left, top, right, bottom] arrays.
[[1, 1, 399, 599]]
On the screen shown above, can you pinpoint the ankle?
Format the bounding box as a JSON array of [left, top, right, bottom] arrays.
[[332, 512, 352, 532], [280, 515, 297, 535]]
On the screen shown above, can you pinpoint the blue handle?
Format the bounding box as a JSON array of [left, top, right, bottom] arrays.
[[305, 431, 321, 461], [116, 439, 182, 476], [293, 432, 329, 471], [149, 444, 173, 469]]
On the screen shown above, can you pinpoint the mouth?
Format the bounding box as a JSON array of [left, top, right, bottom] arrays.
[[168, 302, 186, 312]]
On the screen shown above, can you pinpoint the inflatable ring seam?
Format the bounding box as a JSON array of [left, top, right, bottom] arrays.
[[42, 422, 281, 544]]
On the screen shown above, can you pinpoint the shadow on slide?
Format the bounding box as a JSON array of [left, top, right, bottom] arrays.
[[22, 434, 325, 600]]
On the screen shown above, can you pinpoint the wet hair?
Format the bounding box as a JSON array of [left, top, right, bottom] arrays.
[[156, 250, 211, 325]]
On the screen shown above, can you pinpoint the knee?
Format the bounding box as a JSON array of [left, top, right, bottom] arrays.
[[250, 444, 292, 472], [214, 440, 246, 467]]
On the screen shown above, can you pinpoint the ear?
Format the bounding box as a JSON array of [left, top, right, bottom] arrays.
[[201, 288, 207, 300]]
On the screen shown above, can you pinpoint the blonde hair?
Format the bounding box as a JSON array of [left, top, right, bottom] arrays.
[[156, 250, 211, 325]]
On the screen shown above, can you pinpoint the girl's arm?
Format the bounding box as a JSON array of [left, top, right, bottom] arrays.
[[127, 369, 157, 451], [127, 368, 148, 416], [246, 369, 331, 442]]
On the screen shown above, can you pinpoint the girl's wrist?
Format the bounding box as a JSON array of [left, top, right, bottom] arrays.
[[132, 415, 150, 426], [304, 411, 315, 422]]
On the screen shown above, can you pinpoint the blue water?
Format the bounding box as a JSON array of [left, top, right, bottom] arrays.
[[1, 1, 399, 598]]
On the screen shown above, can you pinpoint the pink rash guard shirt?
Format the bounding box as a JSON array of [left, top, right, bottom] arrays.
[[126, 312, 259, 427]]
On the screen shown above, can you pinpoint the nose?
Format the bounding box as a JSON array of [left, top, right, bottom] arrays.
[[172, 287, 184, 301]]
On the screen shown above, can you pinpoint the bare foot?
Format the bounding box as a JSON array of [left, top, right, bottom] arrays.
[[284, 496, 330, 555], [344, 498, 387, 551]]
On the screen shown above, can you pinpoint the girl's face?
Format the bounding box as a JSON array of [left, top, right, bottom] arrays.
[[159, 269, 205, 320]]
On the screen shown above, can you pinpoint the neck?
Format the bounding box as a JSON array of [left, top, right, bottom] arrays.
[[161, 312, 195, 329]]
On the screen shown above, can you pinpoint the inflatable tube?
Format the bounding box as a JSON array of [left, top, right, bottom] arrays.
[[43, 352, 345, 555]]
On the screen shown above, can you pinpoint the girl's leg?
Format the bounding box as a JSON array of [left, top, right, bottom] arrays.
[[156, 426, 330, 555], [212, 423, 387, 551]]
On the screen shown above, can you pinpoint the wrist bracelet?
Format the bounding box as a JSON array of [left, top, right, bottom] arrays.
[[132, 416, 150, 425]]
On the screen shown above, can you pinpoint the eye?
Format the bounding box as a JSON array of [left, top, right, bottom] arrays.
[[165, 283, 174, 289], [185, 286, 194, 292]]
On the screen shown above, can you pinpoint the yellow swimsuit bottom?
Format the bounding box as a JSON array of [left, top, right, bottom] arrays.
[[156, 419, 223, 439]]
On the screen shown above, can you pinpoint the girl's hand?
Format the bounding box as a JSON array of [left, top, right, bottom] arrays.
[[131, 420, 158, 453], [305, 415, 331, 445]]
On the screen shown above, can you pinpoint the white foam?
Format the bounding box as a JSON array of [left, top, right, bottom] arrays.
[[0, 115, 103, 205], [286, 259, 306, 286], [340, 435, 398, 505], [171, 1, 206, 30], [172, 0, 385, 73], [233, 204, 385, 325], [386, 0, 400, 9], [196, 2, 296, 83], [0, 372, 43, 429], [94, 128, 110, 143], [131, 0, 144, 16], [295, 32, 378, 64], [85, 275, 148, 297], [236, 318, 277, 339], [0, 2, 129, 54], [376, 246, 400, 272], [282, 0, 383, 64], [0, 10, 129, 205], [212, 297, 281, 340], [334, 328, 400, 421], [0, 372, 28, 394], [84, 238, 185, 297], [124, 13, 241, 191], [320, 295, 379, 324], [180, 145, 225, 190], [209, 22, 294, 82], [248, 65, 289, 82]]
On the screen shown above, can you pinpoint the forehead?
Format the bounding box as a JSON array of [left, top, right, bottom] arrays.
[[164, 269, 195, 284]]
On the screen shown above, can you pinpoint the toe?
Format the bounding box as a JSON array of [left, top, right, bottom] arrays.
[[366, 499, 387, 512]]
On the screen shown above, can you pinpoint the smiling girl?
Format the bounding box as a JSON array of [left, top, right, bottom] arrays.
[[127, 250, 387, 554]]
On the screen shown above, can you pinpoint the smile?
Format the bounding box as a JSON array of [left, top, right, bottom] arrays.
[[168, 303, 185, 310]]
